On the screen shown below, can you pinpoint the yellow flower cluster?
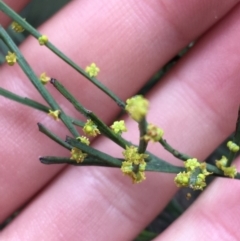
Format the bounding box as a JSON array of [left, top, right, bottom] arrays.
[[48, 109, 61, 121], [227, 141, 239, 153], [11, 21, 25, 33], [125, 95, 149, 122], [121, 146, 148, 183], [216, 156, 237, 178], [85, 63, 100, 77], [39, 72, 50, 85], [76, 136, 90, 146], [70, 147, 88, 163], [70, 136, 90, 163], [174, 158, 212, 190], [110, 120, 127, 135], [174, 171, 189, 188], [83, 119, 100, 137], [38, 35, 48, 45], [142, 124, 164, 142], [5, 51, 17, 66]]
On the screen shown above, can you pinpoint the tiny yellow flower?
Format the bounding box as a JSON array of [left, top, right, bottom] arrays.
[[190, 173, 207, 190], [215, 155, 237, 178], [121, 145, 148, 183], [83, 119, 100, 137], [227, 141, 239, 153], [174, 171, 190, 188], [39, 72, 50, 85], [5, 51, 17, 66], [125, 95, 149, 122], [200, 162, 212, 176], [11, 21, 25, 33], [121, 161, 133, 173], [143, 124, 164, 142], [130, 170, 146, 184], [110, 120, 127, 134], [85, 63, 100, 77], [70, 147, 87, 163], [184, 158, 200, 171], [221, 166, 237, 178], [122, 145, 148, 164], [121, 161, 146, 183], [216, 156, 228, 169], [38, 35, 48, 45], [48, 109, 60, 121], [176, 160, 212, 190], [76, 136, 90, 145]]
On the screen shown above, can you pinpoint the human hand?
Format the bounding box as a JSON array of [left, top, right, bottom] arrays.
[[1, 0, 240, 240]]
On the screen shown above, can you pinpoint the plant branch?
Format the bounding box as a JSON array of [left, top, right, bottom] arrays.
[[0, 1, 125, 108], [0, 26, 80, 137], [0, 87, 85, 127], [38, 123, 72, 150], [138, 117, 148, 153], [0, 87, 50, 112], [51, 78, 129, 148], [159, 138, 192, 161], [66, 136, 122, 167], [40, 156, 119, 167]]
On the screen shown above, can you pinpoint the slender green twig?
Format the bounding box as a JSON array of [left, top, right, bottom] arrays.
[[71, 119, 85, 127], [206, 163, 240, 179], [0, 26, 80, 137], [40, 156, 119, 167], [38, 123, 240, 177], [0, 87, 49, 112], [0, 87, 85, 127], [227, 106, 240, 166], [66, 136, 122, 167], [2, 1, 239, 183], [38, 123, 72, 150], [87, 111, 129, 148], [159, 138, 192, 161], [0, 0, 125, 108], [51, 78, 129, 148], [50, 79, 88, 115], [138, 117, 148, 153]]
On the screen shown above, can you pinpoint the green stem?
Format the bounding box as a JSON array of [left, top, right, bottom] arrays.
[[38, 130, 240, 178], [0, 26, 79, 137], [0, 87, 85, 127], [50, 79, 88, 115], [145, 154, 185, 173], [0, 1, 125, 108], [40, 156, 118, 167], [71, 119, 85, 127], [38, 123, 72, 150], [206, 163, 240, 179], [138, 117, 148, 153], [66, 136, 122, 167], [159, 138, 192, 161], [87, 111, 129, 148], [51, 78, 129, 148], [0, 87, 49, 112]]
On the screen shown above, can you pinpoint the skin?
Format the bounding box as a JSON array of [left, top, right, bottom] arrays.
[[1, 0, 240, 240]]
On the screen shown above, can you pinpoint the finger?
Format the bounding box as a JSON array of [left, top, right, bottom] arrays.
[[1, 1, 240, 240], [0, 0, 30, 26], [0, 0, 238, 227], [156, 158, 240, 241], [2, 0, 236, 224]]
